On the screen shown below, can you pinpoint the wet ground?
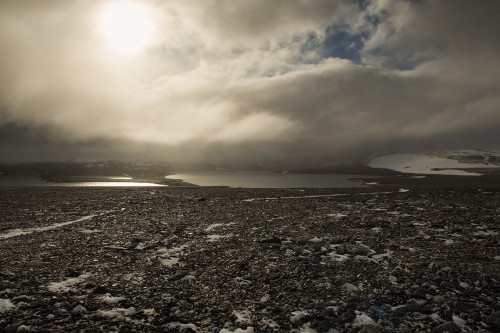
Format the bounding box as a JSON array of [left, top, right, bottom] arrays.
[[0, 187, 499, 332]]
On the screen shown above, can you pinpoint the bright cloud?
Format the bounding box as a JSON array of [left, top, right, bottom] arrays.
[[1, 0, 499, 164]]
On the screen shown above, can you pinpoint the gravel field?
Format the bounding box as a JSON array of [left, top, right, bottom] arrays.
[[0, 187, 499, 332]]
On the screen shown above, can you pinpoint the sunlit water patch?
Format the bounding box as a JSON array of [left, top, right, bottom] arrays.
[[0, 176, 163, 187]]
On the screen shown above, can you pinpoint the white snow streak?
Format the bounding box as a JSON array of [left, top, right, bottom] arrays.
[[0, 215, 95, 239]]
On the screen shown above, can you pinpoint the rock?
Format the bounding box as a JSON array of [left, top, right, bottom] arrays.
[[0, 270, 15, 277], [347, 244, 371, 256], [430, 321, 461, 333], [470, 311, 482, 322], [292, 236, 311, 245], [71, 305, 86, 314], [453, 301, 479, 312], [367, 306, 387, 320], [428, 261, 452, 272], [260, 236, 282, 244], [452, 315, 466, 327], [393, 303, 432, 316], [333, 276, 347, 286], [310, 319, 334, 333], [92, 286, 109, 294], [4, 324, 18, 333], [11, 295, 31, 302], [432, 295, 445, 303], [359, 326, 381, 333], [16, 326, 31, 333], [485, 311, 500, 326], [179, 275, 196, 282], [170, 271, 192, 281], [64, 269, 81, 278]]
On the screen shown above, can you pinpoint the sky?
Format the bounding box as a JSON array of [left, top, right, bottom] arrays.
[[1, 0, 500, 166]]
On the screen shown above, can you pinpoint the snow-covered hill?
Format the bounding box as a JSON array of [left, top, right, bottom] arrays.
[[369, 150, 500, 176]]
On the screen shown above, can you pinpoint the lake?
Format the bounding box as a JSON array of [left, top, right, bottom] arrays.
[[0, 176, 164, 187], [165, 170, 371, 188], [0, 172, 374, 188]]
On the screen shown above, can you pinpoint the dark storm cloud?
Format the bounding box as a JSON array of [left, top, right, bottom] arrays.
[[0, 0, 499, 164]]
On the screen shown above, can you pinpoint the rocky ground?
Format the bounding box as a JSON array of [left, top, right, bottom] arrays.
[[0, 187, 499, 333]]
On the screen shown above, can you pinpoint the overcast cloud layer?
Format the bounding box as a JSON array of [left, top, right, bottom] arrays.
[[1, 0, 500, 165]]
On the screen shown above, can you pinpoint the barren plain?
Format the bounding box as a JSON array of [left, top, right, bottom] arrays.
[[0, 187, 499, 332]]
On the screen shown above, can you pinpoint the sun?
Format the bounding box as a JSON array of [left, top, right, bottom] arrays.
[[98, 1, 155, 57]]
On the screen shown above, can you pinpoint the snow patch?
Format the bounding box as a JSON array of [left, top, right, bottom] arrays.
[[219, 328, 254, 333], [207, 234, 230, 242], [327, 252, 349, 262], [233, 310, 252, 325], [260, 318, 279, 330], [353, 311, 376, 326], [160, 257, 180, 267], [291, 310, 309, 323], [0, 215, 95, 239], [96, 307, 136, 318], [473, 230, 498, 237], [164, 322, 199, 332], [46, 273, 91, 292], [0, 299, 15, 313], [205, 223, 234, 232], [327, 213, 347, 218], [157, 244, 188, 267], [80, 229, 100, 234], [205, 223, 223, 231], [369, 153, 485, 176], [100, 295, 127, 304], [341, 283, 359, 291]]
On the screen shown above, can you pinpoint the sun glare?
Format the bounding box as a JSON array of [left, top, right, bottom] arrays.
[[98, 1, 154, 57]]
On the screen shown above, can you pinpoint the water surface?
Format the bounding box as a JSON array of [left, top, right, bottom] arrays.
[[0, 176, 163, 187], [165, 170, 370, 188]]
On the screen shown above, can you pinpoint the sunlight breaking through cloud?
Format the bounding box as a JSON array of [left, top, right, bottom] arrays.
[[0, 0, 499, 164]]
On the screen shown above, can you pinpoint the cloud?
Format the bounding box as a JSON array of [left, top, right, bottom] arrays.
[[1, 0, 500, 164]]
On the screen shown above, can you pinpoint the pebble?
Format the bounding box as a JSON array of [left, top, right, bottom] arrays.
[[92, 286, 109, 295], [310, 319, 334, 333], [347, 244, 371, 256], [453, 301, 478, 312], [11, 296, 31, 302], [16, 326, 31, 333], [485, 311, 500, 326], [430, 321, 461, 333], [359, 326, 381, 333], [71, 305, 86, 314]]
